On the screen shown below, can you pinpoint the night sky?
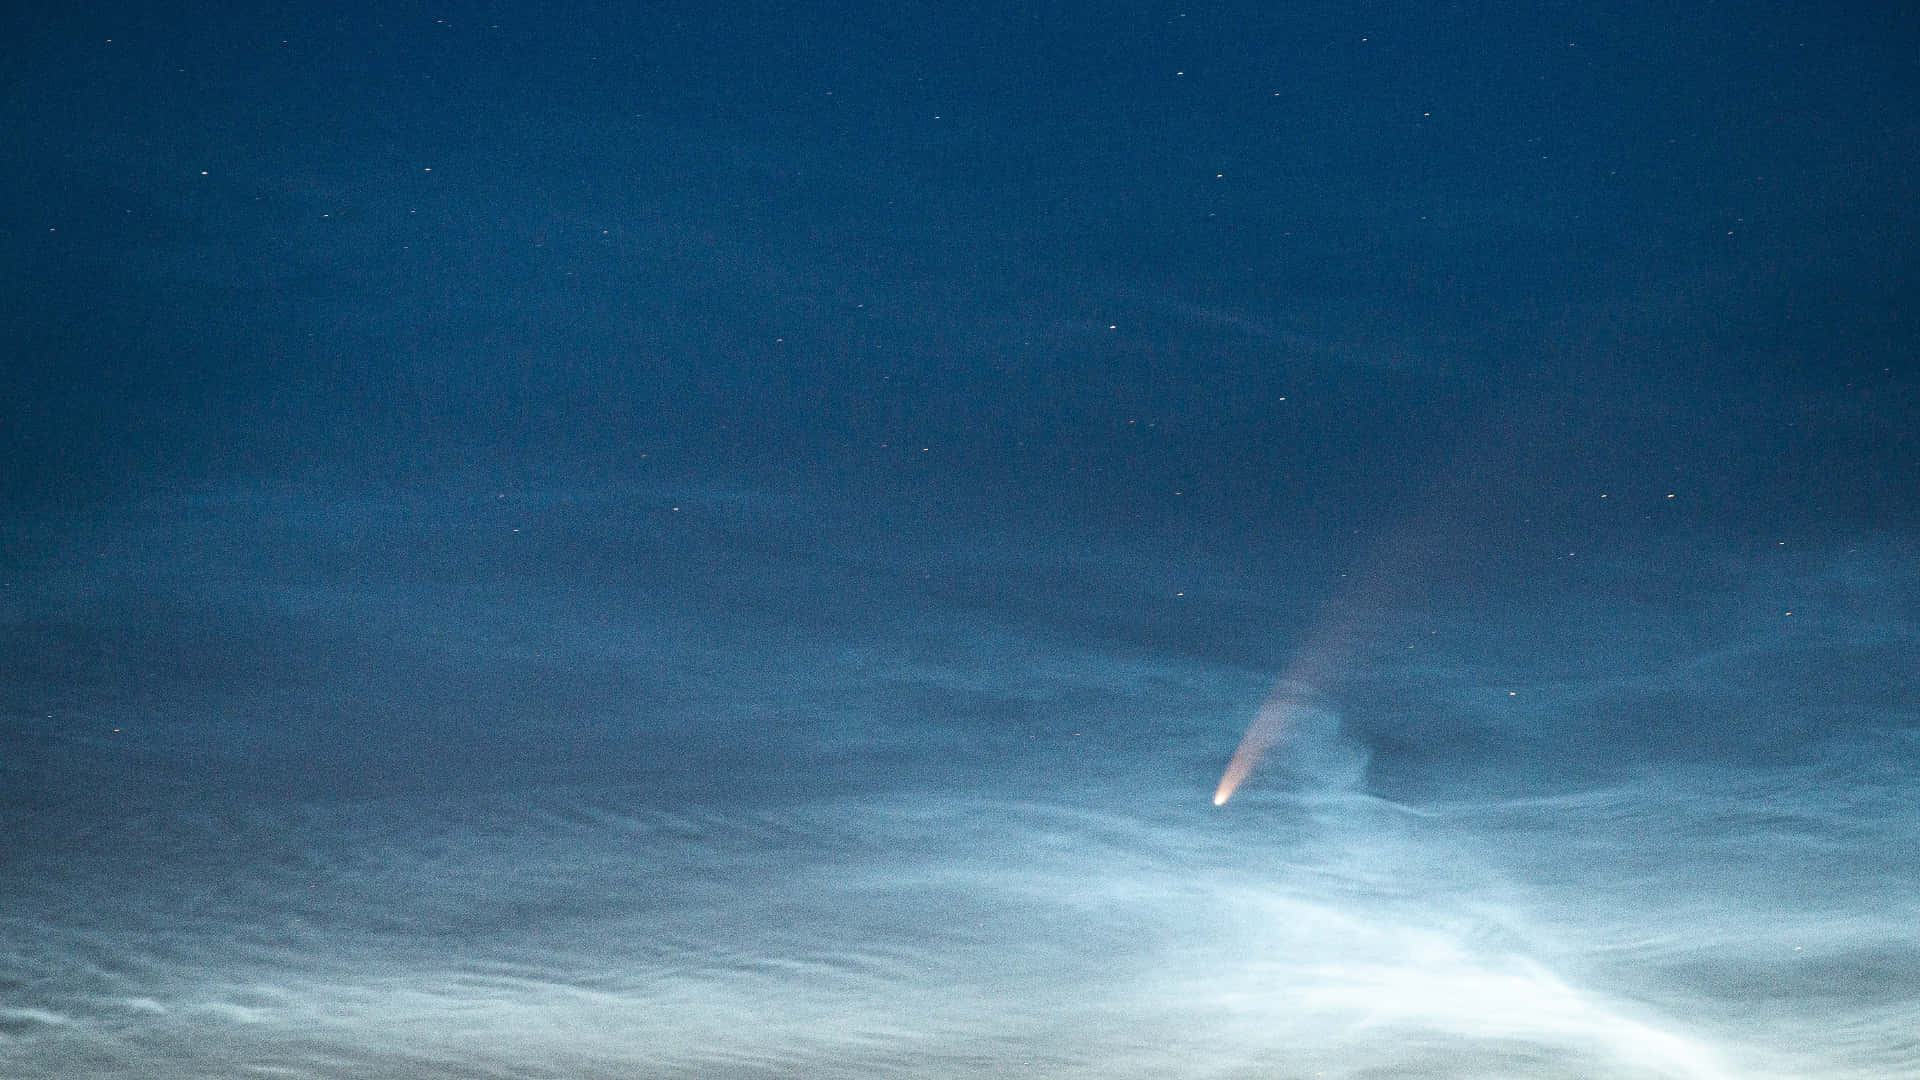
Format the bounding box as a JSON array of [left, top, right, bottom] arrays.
[[3, 2, 1917, 1077]]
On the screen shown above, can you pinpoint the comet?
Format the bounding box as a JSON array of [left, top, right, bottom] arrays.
[[1213, 684, 1318, 805], [1212, 631, 1355, 806]]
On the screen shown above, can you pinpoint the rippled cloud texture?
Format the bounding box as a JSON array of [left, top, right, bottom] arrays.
[[4, 486, 1914, 1079]]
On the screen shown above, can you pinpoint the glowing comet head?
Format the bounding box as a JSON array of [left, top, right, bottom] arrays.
[[1212, 754, 1255, 806], [1212, 683, 1325, 806]]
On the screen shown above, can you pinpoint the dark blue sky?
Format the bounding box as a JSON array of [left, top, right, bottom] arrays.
[[6, 0, 1915, 534]]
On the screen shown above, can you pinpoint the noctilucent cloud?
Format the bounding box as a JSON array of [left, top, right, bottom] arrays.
[[4, 2, 1916, 1078]]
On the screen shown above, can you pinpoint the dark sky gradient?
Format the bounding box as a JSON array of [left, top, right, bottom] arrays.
[[7, 2, 1915, 525], [3, 3, 1917, 1077]]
